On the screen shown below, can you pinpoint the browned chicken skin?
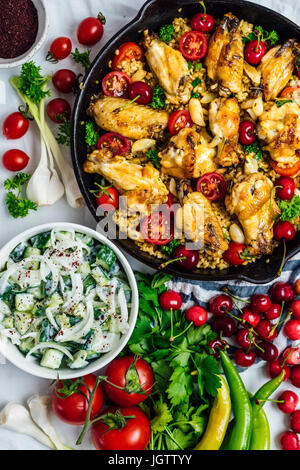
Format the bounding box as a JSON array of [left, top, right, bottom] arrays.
[[87, 96, 169, 140], [226, 173, 280, 255]]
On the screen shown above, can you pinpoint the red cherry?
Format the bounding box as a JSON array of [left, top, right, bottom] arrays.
[[255, 340, 278, 362], [159, 290, 182, 311], [274, 221, 296, 241], [244, 39, 266, 65], [277, 390, 299, 414], [251, 294, 272, 313], [208, 294, 233, 317], [129, 81, 153, 105], [207, 338, 226, 358], [267, 360, 290, 380], [282, 346, 300, 366], [210, 317, 236, 337], [290, 299, 300, 319], [291, 365, 300, 388], [190, 12, 215, 33], [172, 245, 199, 271], [239, 121, 256, 145], [270, 282, 295, 304], [234, 348, 256, 367], [241, 306, 261, 327], [290, 410, 300, 433], [279, 431, 300, 450], [256, 319, 277, 341], [275, 176, 296, 201], [284, 319, 300, 340], [236, 328, 253, 350], [185, 306, 207, 327], [264, 303, 281, 320]]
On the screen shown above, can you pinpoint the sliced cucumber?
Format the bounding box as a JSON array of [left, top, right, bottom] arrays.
[[77, 262, 91, 277], [19, 337, 35, 354], [83, 275, 96, 293], [40, 348, 63, 369], [2, 316, 14, 329], [39, 319, 56, 342], [15, 293, 35, 312], [56, 314, 71, 329], [28, 285, 44, 300], [30, 231, 51, 250], [91, 266, 109, 286], [10, 270, 41, 289], [9, 242, 28, 262], [14, 311, 33, 335], [75, 233, 94, 246], [96, 245, 116, 271], [0, 299, 11, 316], [69, 350, 88, 369], [47, 292, 63, 308], [24, 247, 41, 269]]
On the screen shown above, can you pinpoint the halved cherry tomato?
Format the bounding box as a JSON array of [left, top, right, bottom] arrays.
[[97, 132, 130, 155], [112, 42, 144, 70], [280, 86, 300, 99], [140, 212, 173, 245], [168, 110, 193, 135], [196, 172, 227, 201], [102, 71, 132, 98], [179, 31, 207, 60], [270, 157, 300, 177]]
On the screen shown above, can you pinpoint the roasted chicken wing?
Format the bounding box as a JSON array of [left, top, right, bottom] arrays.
[[143, 36, 192, 104], [205, 12, 244, 94], [175, 192, 228, 252], [226, 173, 280, 255], [258, 40, 297, 102], [87, 96, 169, 140], [209, 97, 241, 166], [257, 102, 300, 166]]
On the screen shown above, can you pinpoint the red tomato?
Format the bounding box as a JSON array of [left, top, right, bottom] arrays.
[[270, 157, 300, 177], [223, 242, 246, 266], [3, 112, 29, 139], [140, 212, 173, 245], [112, 42, 144, 70], [91, 406, 151, 450], [196, 172, 227, 201], [280, 86, 300, 99], [46, 98, 71, 123], [168, 110, 193, 135], [51, 374, 104, 425], [77, 16, 104, 46], [179, 31, 207, 60], [97, 132, 130, 155], [102, 71, 132, 98], [2, 149, 29, 171], [103, 356, 154, 406], [49, 37, 72, 61], [52, 69, 76, 94], [95, 186, 119, 211]]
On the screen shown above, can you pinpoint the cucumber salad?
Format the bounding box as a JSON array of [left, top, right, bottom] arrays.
[[0, 230, 131, 370]]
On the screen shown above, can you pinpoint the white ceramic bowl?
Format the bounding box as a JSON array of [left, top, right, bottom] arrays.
[[0, 0, 49, 69], [0, 223, 139, 379]]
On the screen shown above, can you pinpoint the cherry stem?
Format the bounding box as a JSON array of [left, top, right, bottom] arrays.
[[158, 256, 186, 270], [170, 321, 193, 343], [201, 1, 207, 21], [277, 240, 287, 277]]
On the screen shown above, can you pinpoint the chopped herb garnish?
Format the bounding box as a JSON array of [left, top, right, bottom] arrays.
[[242, 141, 263, 161], [159, 24, 175, 43], [150, 85, 166, 109], [4, 173, 37, 219], [276, 99, 293, 108], [191, 92, 200, 99], [192, 77, 201, 89], [71, 48, 91, 72], [278, 195, 300, 221], [160, 239, 180, 256], [242, 26, 279, 46], [146, 149, 161, 169], [194, 62, 202, 71], [85, 121, 99, 147]]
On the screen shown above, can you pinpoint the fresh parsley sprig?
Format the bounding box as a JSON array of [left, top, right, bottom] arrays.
[[242, 141, 263, 161], [159, 24, 175, 43], [17, 62, 50, 105], [85, 121, 99, 147], [242, 25, 279, 46], [56, 121, 71, 146], [146, 149, 161, 169], [150, 86, 166, 109], [278, 195, 300, 221], [4, 173, 37, 219], [71, 48, 92, 72]]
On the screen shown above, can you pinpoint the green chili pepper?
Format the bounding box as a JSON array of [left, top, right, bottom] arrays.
[[219, 350, 252, 450], [248, 392, 270, 450], [251, 370, 286, 414]]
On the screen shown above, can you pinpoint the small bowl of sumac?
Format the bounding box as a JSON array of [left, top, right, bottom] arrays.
[[0, 0, 48, 68]]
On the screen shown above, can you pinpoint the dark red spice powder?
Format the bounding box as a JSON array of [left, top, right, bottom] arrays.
[[0, 0, 38, 59]]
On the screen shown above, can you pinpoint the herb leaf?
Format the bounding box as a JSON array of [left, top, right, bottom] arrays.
[[278, 195, 300, 221], [242, 141, 263, 161], [4, 173, 37, 219], [276, 99, 293, 108], [150, 86, 166, 109], [18, 62, 50, 104], [159, 24, 175, 43], [146, 149, 161, 169], [56, 121, 71, 146], [71, 48, 91, 72], [85, 121, 99, 147]]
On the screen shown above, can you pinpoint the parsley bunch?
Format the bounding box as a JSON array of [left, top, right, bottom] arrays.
[[127, 272, 221, 450], [85, 121, 99, 147], [278, 195, 300, 221], [159, 24, 175, 43], [17, 62, 50, 104], [4, 173, 37, 219], [242, 26, 279, 46], [150, 86, 166, 109], [146, 149, 161, 169]]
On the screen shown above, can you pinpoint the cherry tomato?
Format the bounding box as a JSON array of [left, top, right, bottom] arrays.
[[172, 245, 199, 271], [277, 390, 298, 414], [196, 172, 227, 201], [140, 212, 173, 245], [129, 81, 153, 105], [46, 98, 71, 123], [241, 306, 261, 328], [295, 279, 300, 295], [112, 42, 144, 70], [49, 37, 72, 60], [77, 15, 104, 46], [179, 31, 208, 61], [267, 360, 290, 381], [279, 431, 300, 451], [190, 12, 215, 33], [256, 319, 277, 341], [290, 410, 300, 433], [168, 110, 193, 135], [269, 157, 300, 177], [275, 176, 295, 201], [159, 290, 182, 311], [284, 319, 300, 340], [2, 112, 29, 140], [209, 294, 233, 317], [52, 69, 76, 94], [103, 356, 154, 406], [2, 149, 29, 172], [97, 132, 131, 155], [273, 221, 296, 241], [51, 374, 104, 425], [264, 303, 281, 321], [234, 349, 256, 367], [185, 305, 207, 326], [95, 186, 119, 211], [211, 317, 236, 337], [251, 294, 272, 313], [223, 242, 246, 266], [291, 365, 300, 388], [239, 121, 256, 146], [102, 71, 132, 98], [92, 406, 150, 450], [270, 282, 295, 304], [290, 299, 300, 320], [244, 39, 266, 65], [282, 346, 300, 366], [280, 86, 300, 99]]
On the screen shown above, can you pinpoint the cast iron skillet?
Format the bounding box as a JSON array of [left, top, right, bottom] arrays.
[[71, 0, 300, 284]]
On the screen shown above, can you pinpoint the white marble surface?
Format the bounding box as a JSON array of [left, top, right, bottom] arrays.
[[0, 0, 299, 451]]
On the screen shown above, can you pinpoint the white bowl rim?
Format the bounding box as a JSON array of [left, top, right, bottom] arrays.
[[0, 0, 49, 69], [0, 222, 139, 379]]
